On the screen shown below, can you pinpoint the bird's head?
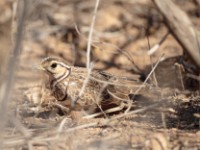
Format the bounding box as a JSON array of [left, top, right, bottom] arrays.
[[39, 57, 71, 79]]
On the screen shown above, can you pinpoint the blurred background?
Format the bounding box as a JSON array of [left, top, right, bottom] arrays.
[[0, 0, 199, 149]]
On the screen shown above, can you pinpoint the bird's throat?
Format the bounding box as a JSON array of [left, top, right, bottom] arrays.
[[50, 69, 71, 89]]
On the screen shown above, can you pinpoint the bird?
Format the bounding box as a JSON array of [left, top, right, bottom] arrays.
[[38, 57, 141, 118]]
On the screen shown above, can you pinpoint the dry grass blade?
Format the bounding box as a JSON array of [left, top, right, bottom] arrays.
[[2, 99, 164, 148], [186, 74, 200, 81], [86, 0, 100, 69], [56, 117, 70, 138], [107, 89, 130, 103], [111, 100, 165, 121], [134, 54, 165, 95], [73, 64, 93, 105], [74, 0, 106, 116], [1, 0, 199, 149], [74, 24, 140, 73], [124, 54, 165, 113], [0, 0, 26, 131], [148, 32, 169, 55]]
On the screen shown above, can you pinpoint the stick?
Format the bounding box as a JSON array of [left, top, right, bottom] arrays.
[[153, 0, 200, 68]]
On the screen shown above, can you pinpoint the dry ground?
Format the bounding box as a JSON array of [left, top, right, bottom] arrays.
[[0, 0, 200, 149]]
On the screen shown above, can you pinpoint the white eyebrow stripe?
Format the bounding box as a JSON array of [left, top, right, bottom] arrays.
[[41, 56, 54, 63], [41, 57, 61, 64], [59, 62, 71, 69]]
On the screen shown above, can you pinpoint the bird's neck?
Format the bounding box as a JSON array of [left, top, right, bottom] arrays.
[[50, 69, 71, 89]]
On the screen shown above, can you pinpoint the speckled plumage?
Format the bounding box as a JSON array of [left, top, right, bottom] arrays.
[[40, 57, 114, 113]]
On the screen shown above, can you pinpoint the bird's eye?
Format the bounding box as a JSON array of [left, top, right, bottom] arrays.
[[51, 63, 57, 68]]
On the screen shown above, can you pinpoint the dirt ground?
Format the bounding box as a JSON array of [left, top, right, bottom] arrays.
[[0, 0, 200, 149]]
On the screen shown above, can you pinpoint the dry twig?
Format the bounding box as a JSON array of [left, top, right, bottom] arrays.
[[153, 0, 200, 68]]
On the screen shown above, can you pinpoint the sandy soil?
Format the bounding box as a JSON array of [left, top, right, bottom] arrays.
[[0, 0, 200, 149]]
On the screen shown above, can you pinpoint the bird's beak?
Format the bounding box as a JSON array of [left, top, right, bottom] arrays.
[[35, 65, 45, 71]]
